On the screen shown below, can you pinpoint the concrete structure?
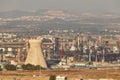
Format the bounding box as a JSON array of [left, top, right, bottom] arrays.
[[56, 76, 67, 80], [25, 39, 47, 68]]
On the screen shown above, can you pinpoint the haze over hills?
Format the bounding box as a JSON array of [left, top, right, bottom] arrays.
[[0, 9, 120, 35], [0, 9, 76, 18], [1, 0, 120, 14]]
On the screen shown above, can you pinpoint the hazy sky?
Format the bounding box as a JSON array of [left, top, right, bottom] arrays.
[[0, 0, 120, 13]]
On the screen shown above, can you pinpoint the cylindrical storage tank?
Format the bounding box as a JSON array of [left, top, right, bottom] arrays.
[[25, 39, 47, 68]]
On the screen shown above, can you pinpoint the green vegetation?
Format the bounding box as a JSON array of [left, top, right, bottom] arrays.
[[4, 64, 16, 71], [22, 64, 35, 70], [0, 66, 2, 71], [22, 64, 45, 70], [87, 62, 93, 65], [49, 75, 56, 80]]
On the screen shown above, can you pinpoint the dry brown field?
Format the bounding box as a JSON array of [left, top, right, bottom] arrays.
[[0, 68, 120, 80]]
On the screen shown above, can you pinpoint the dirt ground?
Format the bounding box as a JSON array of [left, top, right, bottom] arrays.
[[0, 68, 120, 80]]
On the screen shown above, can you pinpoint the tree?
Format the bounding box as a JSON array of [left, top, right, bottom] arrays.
[[35, 65, 41, 70], [22, 64, 35, 70], [4, 64, 16, 71], [22, 64, 46, 70]]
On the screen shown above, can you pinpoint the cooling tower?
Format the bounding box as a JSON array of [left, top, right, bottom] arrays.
[[25, 39, 47, 68]]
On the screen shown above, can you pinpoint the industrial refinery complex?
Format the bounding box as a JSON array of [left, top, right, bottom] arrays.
[[0, 31, 120, 69]]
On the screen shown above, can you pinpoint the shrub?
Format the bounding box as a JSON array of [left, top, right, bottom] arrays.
[[0, 66, 2, 71], [87, 62, 93, 65], [35, 65, 41, 70], [49, 75, 56, 80], [4, 64, 16, 71], [22, 64, 46, 70], [22, 64, 35, 70]]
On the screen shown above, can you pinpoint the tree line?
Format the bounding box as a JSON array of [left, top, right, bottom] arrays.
[[0, 64, 45, 71]]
